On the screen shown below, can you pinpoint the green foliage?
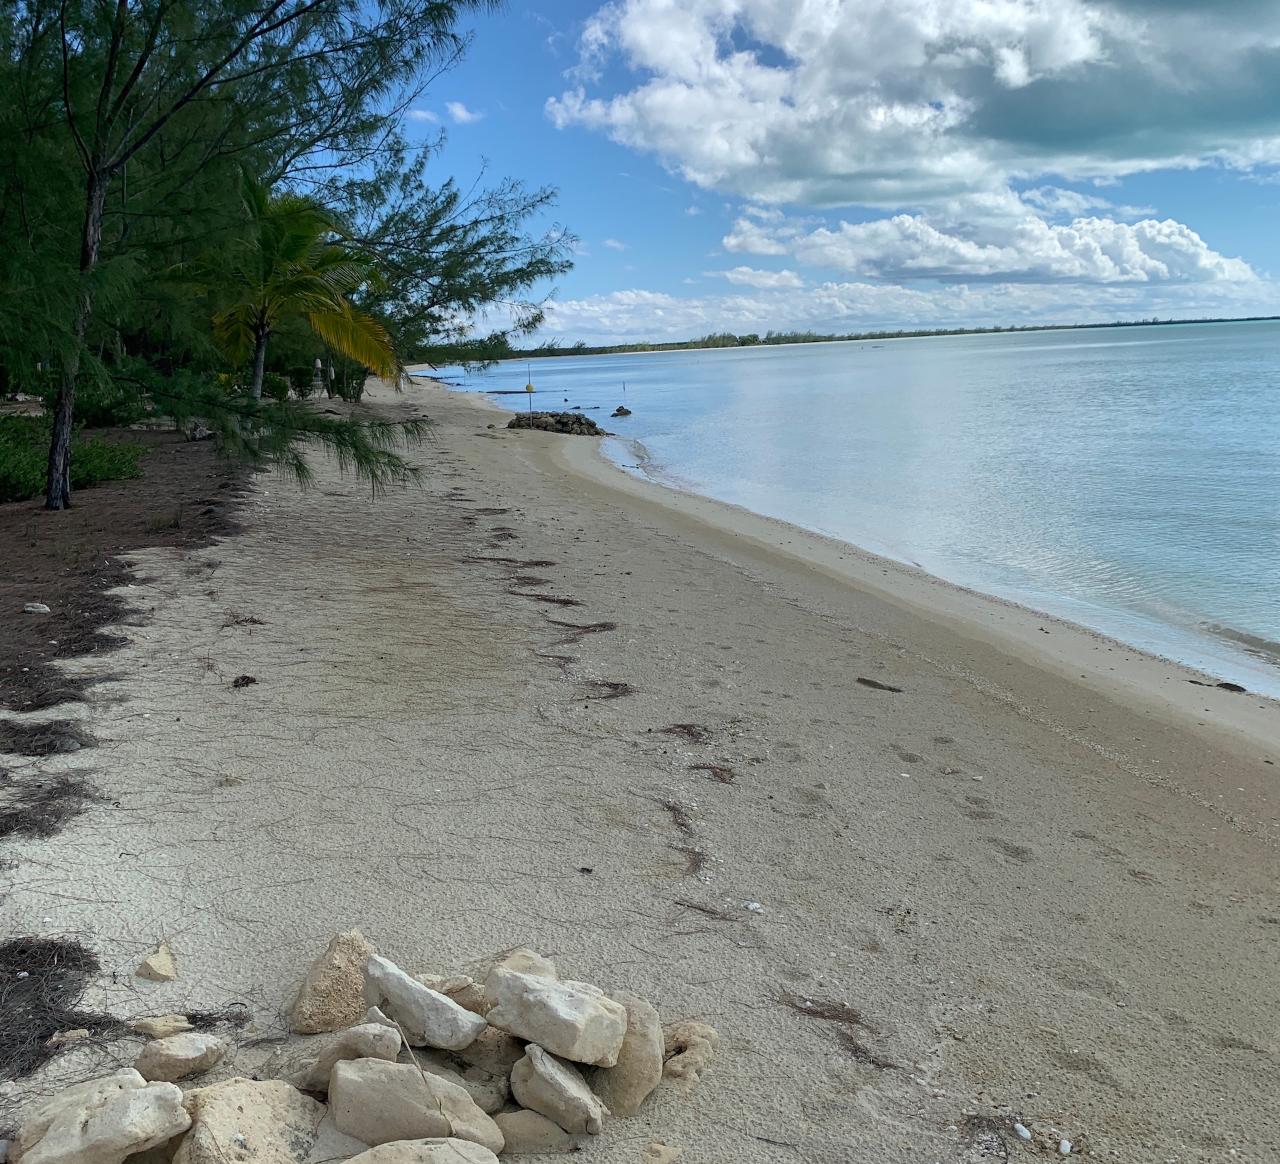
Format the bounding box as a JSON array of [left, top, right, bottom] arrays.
[[0, 416, 141, 503], [0, 0, 569, 502], [262, 372, 291, 403]]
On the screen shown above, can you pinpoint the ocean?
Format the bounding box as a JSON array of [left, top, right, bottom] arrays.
[[434, 320, 1280, 696]]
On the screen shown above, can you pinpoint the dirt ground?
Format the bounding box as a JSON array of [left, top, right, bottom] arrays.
[[0, 430, 243, 714]]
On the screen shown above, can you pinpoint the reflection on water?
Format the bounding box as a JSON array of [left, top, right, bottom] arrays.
[[439, 321, 1280, 696]]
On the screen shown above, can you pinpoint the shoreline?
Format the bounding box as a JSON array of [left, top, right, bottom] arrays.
[[6, 376, 1280, 1160], [432, 376, 1278, 769]]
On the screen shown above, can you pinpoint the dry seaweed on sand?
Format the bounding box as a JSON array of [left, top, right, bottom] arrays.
[[0, 771, 101, 839], [674, 898, 738, 922], [0, 937, 121, 1080], [855, 676, 903, 693], [690, 762, 736, 783], [0, 720, 94, 757], [584, 679, 636, 700], [509, 590, 583, 607], [669, 844, 709, 876], [546, 619, 618, 646], [661, 723, 712, 744], [657, 798, 697, 836]]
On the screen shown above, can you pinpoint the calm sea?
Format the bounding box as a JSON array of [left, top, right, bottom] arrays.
[[435, 321, 1280, 696]]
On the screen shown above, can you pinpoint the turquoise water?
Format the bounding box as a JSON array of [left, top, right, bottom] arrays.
[[434, 321, 1280, 696]]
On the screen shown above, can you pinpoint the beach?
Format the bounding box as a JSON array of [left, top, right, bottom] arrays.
[[4, 377, 1278, 1162]]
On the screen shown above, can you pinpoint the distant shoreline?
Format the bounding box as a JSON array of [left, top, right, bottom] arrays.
[[505, 313, 1280, 361]]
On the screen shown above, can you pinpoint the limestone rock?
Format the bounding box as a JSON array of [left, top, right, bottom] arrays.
[[364, 956, 486, 1051], [486, 949, 555, 979], [131, 1016, 193, 1040], [289, 931, 375, 1035], [413, 1054, 508, 1115], [491, 1112, 574, 1156], [509, 1046, 608, 1136], [46, 1030, 89, 1048], [328, 1059, 503, 1155], [13, 1070, 191, 1164], [343, 1142, 498, 1164], [417, 976, 491, 1018], [136, 943, 178, 983], [136, 1033, 226, 1083], [453, 1028, 525, 1078], [23, 603, 51, 615], [174, 1078, 324, 1164], [661, 1022, 718, 1087], [485, 967, 626, 1068], [591, 991, 663, 1117], [292, 1023, 401, 1092]]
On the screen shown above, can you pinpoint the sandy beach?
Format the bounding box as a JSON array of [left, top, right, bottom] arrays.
[[4, 377, 1278, 1162]]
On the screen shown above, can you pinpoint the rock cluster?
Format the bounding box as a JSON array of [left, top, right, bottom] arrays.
[[506, 412, 609, 436], [10, 936, 717, 1164]]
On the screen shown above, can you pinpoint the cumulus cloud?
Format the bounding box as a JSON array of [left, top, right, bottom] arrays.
[[710, 266, 805, 289], [786, 215, 1257, 284], [446, 101, 484, 124], [603, 238, 628, 251], [406, 109, 438, 123], [547, 0, 1280, 208]]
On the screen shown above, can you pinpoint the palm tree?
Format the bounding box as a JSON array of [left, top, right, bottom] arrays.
[[213, 178, 399, 399]]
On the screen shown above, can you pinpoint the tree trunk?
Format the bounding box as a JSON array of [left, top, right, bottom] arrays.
[[46, 174, 108, 510], [249, 325, 269, 399]]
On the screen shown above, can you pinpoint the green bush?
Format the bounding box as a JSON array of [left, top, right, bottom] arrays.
[[262, 371, 291, 402], [0, 415, 143, 503], [37, 377, 147, 428]]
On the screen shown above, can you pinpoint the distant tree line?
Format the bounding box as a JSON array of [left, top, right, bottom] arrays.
[[503, 316, 1280, 361], [1, 0, 574, 508]]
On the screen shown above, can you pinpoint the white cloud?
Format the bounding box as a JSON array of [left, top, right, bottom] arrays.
[[406, 109, 438, 123], [787, 215, 1256, 284], [446, 101, 484, 124], [603, 238, 628, 251], [685, 205, 702, 216], [533, 277, 1280, 346], [548, 1, 1280, 210], [710, 266, 805, 289]]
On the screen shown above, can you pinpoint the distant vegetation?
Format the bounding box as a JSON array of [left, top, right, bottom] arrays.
[[503, 316, 1280, 360]]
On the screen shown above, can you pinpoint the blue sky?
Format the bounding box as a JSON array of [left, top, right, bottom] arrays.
[[408, 1, 1280, 345]]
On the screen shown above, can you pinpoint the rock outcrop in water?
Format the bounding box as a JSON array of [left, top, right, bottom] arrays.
[[507, 412, 609, 436]]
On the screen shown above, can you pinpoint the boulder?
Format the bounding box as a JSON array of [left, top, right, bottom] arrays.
[[413, 1054, 508, 1116], [343, 1143, 498, 1164], [485, 967, 626, 1068], [479, 949, 555, 980], [174, 1078, 324, 1164], [509, 1046, 608, 1136], [490, 1112, 574, 1156], [328, 1060, 502, 1155], [289, 931, 375, 1035], [136, 943, 178, 983], [661, 1021, 719, 1086], [417, 976, 490, 1018], [291, 1023, 401, 1092], [364, 956, 486, 1051], [131, 1016, 193, 1040], [136, 1033, 226, 1083], [13, 1070, 191, 1164], [590, 991, 663, 1116], [453, 1028, 525, 1078]]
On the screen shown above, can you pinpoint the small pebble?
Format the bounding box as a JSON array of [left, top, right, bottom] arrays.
[[1014, 1123, 1032, 1140], [23, 603, 51, 615], [1059, 1141, 1072, 1155], [15, 972, 29, 979], [743, 901, 764, 913], [971, 775, 984, 782]]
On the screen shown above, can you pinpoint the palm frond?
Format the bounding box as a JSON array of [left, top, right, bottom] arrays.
[[307, 302, 400, 379]]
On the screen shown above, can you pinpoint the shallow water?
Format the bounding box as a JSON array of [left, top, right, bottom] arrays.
[[436, 321, 1280, 695]]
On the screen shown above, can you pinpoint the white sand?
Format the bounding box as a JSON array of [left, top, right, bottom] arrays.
[[4, 378, 1279, 1161]]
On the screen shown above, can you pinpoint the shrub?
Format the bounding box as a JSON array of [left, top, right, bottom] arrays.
[[0, 415, 143, 503], [37, 377, 147, 428], [262, 372, 291, 402]]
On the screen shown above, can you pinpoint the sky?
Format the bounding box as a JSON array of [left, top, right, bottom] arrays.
[[408, 0, 1280, 345]]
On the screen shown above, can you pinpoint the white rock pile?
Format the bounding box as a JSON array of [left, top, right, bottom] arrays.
[[8, 931, 719, 1164]]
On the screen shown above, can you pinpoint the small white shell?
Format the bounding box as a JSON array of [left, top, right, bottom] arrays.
[[1013, 1123, 1032, 1141], [1059, 1141, 1072, 1155]]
